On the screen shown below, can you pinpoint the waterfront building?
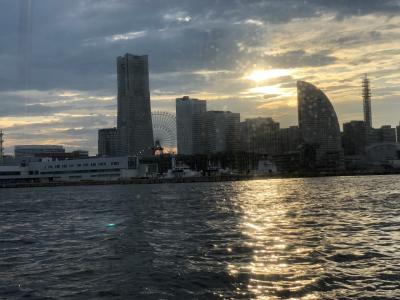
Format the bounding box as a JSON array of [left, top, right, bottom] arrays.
[[366, 127, 380, 145], [176, 96, 207, 155], [117, 53, 154, 156], [5, 149, 88, 167], [342, 121, 368, 155], [204, 111, 240, 154], [28, 156, 140, 181], [364, 125, 397, 146], [33, 150, 89, 160], [0, 156, 148, 184], [279, 126, 302, 154], [342, 122, 399, 169], [98, 128, 119, 156], [378, 125, 396, 143], [297, 81, 344, 169], [365, 143, 400, 169], [240, 117, 280, 155], [14, 145, 65, 158]]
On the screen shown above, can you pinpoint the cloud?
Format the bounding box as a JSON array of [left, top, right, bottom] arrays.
[[0, 0, 399, 154], [310, 0, 400, 18], [263, 50, 337, 68]]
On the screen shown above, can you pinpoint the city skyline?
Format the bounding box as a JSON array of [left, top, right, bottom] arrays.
[[1, 3, 400, 298], [1, 1, 400, 154]]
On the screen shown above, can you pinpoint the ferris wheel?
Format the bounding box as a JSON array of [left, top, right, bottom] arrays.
[[151, 111, 177, 153]]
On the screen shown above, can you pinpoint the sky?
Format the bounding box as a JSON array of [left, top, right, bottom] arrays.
[[0, 0, 400, 155]]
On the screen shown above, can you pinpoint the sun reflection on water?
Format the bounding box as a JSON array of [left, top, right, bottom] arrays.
[[227, 179, 324, 299]]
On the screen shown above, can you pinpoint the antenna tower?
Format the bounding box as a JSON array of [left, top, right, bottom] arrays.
[[362, 74, 372, 128]]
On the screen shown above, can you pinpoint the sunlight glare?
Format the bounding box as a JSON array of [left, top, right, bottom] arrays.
[[244, 69, 291, 82], [248, 85, 282, 95]]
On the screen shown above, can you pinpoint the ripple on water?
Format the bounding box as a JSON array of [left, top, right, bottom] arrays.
[[0, 176, 399, 299]]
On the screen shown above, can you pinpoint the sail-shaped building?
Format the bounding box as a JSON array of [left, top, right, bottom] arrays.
[[297, 81, 344, 169]]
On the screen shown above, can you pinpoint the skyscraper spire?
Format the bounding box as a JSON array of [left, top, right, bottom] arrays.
[[362, 74, 372, 128]]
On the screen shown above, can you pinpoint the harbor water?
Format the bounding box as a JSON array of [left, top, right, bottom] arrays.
[[0, 175, 399, 299]]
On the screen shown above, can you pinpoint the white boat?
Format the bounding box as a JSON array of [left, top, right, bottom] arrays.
[[163, 157, 200, 178], [206, 161, 232, 176]]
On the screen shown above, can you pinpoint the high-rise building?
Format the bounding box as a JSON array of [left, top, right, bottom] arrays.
[[117, 53, 154, 156], [176, 96, 207, 155], [362, 74, 372, 128], [204, 111, 240, 154], [341, 121, 396, 156], [98, 128, 119, 156], [366, 127, 380, 145], [342, 121, 368, 155], [279, 126, 302, 153], [297, 81, 344, 169], [379, 125, 396, 143], [240, 117, 280, 155], [14, 145, 65, 158]]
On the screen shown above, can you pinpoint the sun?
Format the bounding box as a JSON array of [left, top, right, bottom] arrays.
[[244, 69, 291, 82]]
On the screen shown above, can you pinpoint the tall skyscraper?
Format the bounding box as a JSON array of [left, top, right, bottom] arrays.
[[176, 96, 207, 155], [117, 54, 154, 156], [362, 74, 372, 128], [98, 128, 119, 157], [240, 117, 280, 154], [297, 81, 344, 169], [204, 111, 240, 154]]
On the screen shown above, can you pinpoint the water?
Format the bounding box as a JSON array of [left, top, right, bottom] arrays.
[[0, 175, 399, 299]]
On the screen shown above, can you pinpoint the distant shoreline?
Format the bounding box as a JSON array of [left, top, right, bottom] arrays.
[[1, 170, 400, 189]]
